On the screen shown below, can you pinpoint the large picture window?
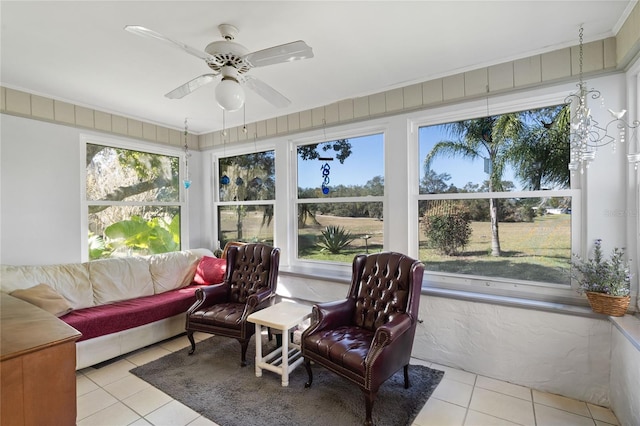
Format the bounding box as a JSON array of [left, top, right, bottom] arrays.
[[296, 133, 384, 263], [85, 142, 183, 259], [417, 104, 575, 287], [216, 150, 275, 248]]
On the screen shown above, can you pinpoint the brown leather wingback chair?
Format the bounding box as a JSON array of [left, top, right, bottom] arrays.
[[185, 243, 280, 366], [301, 252, 424, 426]]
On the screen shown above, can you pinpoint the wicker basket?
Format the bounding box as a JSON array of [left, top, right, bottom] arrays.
[[586, 292, 630, 317]]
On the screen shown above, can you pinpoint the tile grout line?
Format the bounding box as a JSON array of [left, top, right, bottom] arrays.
[[531, 388, 537, 426], [76, 388, 122, 422], [464, 372, 479, 425], [78, 335, 619, 426]]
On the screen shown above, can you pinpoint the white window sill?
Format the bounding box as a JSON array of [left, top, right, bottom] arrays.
[[280, 265, 351, 284], [422, 286, 598, 317], [611, 314, 640, 352], [281, 266, 625, 317]]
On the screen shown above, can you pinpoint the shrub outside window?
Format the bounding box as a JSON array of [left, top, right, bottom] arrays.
[[296, 133, 384, 263], [417, 105, 576, 288], [85, 142, 183, 259]]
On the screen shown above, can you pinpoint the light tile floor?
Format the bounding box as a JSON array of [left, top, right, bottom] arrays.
[[77, 333, 620, 426]]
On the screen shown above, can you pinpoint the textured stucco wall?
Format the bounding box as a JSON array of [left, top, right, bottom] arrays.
[[413, 296, 612, 406], [610, 319, 640, 426], [280, 274, 614, 406]]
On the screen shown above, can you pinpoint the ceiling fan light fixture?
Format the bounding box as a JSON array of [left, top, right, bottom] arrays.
[[125, 24, 312, 110], [215, 77, 245, 111]]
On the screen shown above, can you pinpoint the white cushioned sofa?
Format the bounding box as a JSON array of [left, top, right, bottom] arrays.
[[0, 248, 224, 369]]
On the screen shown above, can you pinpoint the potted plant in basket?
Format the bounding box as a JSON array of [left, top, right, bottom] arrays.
[[570, 239, 632, 316]]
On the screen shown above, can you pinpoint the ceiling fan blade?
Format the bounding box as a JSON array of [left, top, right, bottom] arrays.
[[243, 40, 313, 68], [124, 25, 214, 62], [242, 76, 291, 108], [165, 74, 219, 99]]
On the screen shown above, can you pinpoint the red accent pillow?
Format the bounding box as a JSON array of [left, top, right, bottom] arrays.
[[193, 256, 227, 285]]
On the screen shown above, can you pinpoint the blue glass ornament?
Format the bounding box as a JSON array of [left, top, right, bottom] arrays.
[[220, 175, 230, 185], [321, 162, 331, 195]]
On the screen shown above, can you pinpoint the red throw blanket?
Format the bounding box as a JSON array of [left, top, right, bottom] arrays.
[[60, 284, 208, 341]]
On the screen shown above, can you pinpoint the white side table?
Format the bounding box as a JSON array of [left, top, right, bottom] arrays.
[[247, 301, 311, 387]]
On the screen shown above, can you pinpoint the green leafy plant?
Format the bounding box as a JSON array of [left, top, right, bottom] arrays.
[[102, 214, 180, 256], [88, 232, 112, 260], [317, 225, 354, 254], [570, 239, 631, 296], [422, 204, 471, 255]]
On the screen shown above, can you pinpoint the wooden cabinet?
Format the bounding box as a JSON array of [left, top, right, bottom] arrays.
[[1, 293, 81, 426]]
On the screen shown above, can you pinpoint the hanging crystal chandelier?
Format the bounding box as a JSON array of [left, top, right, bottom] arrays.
[[565, 26, 639, 173]]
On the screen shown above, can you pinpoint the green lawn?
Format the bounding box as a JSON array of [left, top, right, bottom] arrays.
[[298, 214, 384, 263], [223, 210, 571, 284], [419, 214, 571, 284]]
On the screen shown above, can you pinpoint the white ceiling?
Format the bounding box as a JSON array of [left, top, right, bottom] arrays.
[[1, 1, 637, 135]]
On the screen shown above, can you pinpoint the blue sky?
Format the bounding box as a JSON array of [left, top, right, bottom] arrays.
[[297, 133, 384, 189], [297, 128, 519, 191], [419, 125, 519, 190]]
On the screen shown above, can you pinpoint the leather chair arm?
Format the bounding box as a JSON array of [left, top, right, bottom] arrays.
[[245, 287, 275, 311], [242, 288, 276, 321], [305, 298, 354, 336], [372, 314, 412, 347], [186, 283, 227, 315]]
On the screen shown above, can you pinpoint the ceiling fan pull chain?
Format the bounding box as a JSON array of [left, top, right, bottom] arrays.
[[221, 109, 227, 137], [243, 104, 248, 134]]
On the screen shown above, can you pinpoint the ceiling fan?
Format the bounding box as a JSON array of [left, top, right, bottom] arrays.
[[124, 24, 313, 111]]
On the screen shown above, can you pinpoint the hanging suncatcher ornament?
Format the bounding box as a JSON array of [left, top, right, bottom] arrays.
[[183, 118, 192, 189], [319, 157, 333, 195]]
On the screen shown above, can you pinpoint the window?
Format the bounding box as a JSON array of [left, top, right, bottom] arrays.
[[296, 133, 384, 263], [417, 104, 576, 290], [216, 150, 275, 248], [85, 141, 184, 259]]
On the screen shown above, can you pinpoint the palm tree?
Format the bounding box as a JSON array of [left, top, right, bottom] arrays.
[[509, 106, 570, 190], [424, 114, 524, 256], [425, 106, 570, 257]]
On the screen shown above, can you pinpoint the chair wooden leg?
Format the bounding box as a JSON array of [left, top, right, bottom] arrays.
[[363, 390, 377, 426], [303, 358, 313, 388], [404, 364, 410, 389], [239, 339, 249, 367], [187, 331, 196, 355]]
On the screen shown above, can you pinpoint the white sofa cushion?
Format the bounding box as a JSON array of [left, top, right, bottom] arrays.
[[88, 257, 154, 305], [187, 248, 215, 258], [149, 250, 200, 294], [0, 263, 94, 310]]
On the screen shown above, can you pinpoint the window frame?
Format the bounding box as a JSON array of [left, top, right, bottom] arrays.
[[626, 56, 640, 311], [289, 125, 386, 272], [408, 89, 584, 304], [212, 139, 276, 252], [80, 133, 189, 262]]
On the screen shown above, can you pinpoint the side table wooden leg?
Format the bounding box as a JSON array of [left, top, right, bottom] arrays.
[[254, 323, 262, 377], [281, 327, 289, 386]]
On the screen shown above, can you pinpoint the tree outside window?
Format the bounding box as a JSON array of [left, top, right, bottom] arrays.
[[86, 143, 182, 259], [217, 150, 275, 249], [418, 104, 573, 285]]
